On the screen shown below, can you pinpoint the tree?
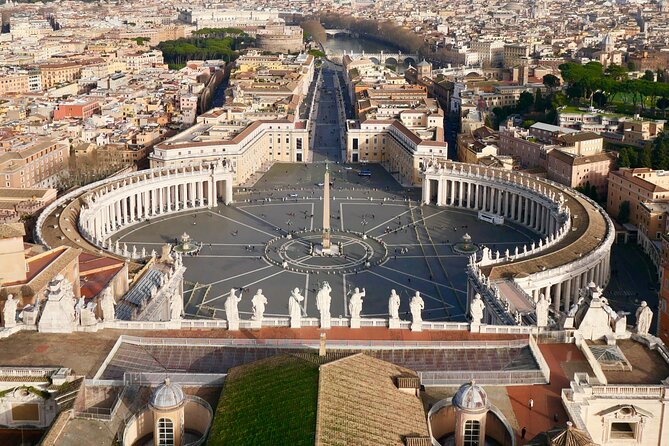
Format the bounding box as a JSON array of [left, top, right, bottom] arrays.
[[642, 70, 655, 81], [651, 131, 669, 170], [606, 64, 628, 81], [639, 146, 653, 167], [517, 91, 534, 113], [618, 200, 631, 224], [543, 74, 560, 91], [657, 97, 669, 115], [618, 147, 631, 167]]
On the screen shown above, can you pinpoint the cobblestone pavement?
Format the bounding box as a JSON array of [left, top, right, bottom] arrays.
[[114, 163, 540, 322]]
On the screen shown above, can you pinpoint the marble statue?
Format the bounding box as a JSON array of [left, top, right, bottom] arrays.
[[409, 292, 424, 329], [470, 293, 486, 325], [349, 287, 365, 319], [3, 294, 17, 328], [251, 289, 268, 321], [224, 288, 242, 325], [316, 282, 332, 328], [100, 288, 116, 323], [388, 289, 401, 320], [38, 275, 77, 333], [169, 291, 183, 321], [289, 287, 304, 328], [75, 296, 86, 324], [535, 293, 551, 328], [635, 301, 653, 335]]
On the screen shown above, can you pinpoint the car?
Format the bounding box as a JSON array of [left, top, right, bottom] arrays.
[[316, 182, 324, 187], [344, 166, 353, 170], [288, 193, 299, 197]]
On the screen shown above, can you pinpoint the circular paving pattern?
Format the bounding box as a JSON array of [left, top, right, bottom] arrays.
[[264, 230, 388, 274]]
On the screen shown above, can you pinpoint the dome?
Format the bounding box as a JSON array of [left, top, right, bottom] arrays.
[[453, 381, 488, 412], [150, 378, 185, 410]]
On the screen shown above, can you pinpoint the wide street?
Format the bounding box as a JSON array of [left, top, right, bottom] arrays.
[[309, 61, 345, 162]]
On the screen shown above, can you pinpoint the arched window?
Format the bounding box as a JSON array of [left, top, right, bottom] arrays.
[[158, 417, 174, 446], [464, 419, 481, 446]]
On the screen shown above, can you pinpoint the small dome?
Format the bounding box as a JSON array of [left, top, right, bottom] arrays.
[[150, 378, 184, 410], [453, 381, 488, 412]]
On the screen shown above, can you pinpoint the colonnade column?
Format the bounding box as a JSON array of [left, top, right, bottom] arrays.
[[458, 181, 465, 207], [474, 184, 480, 210], [226, 179, 233, 205], [554, 281, 562, 312], [197, 181, 204, 207]]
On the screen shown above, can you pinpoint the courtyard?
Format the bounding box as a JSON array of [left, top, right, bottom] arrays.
[[114, 163, 540, 322]]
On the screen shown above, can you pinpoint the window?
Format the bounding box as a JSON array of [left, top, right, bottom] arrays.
[[463, 420, 480, 446], [157, 418, 174, 446], [610, 422, 636, 440]]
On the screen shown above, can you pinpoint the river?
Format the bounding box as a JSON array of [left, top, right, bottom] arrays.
[[321, 34, 399, 55]]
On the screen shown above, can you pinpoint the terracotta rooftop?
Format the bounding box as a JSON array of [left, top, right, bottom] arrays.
[[316, 353, 429, 446], [598, 339, 669, 384], [0, 222, 25, 239]]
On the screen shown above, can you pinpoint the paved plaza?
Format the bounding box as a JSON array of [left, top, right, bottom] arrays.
[[114, 163, 539, 322]]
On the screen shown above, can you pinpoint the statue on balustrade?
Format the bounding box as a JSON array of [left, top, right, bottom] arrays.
[[169, 290, 184, 321], [409, 292, 424, 325], [252, 289, 268, 322], [349, 287, 365, 319], [635, 301, 653, 336], [316, 282, 332, 327], [225, 288, 242, 323], [388, 289, 401, 320], [470, 293, 486, 325], [3, 294, 17, 328], [100, 288, 116, 323], [535, 293, 551, 328], [289, 287, 304, 327]]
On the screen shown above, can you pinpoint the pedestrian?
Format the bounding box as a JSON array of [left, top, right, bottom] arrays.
[[528, 398, 534, 410], [521, 427, 527, 439], [554, 413, 559, 423]]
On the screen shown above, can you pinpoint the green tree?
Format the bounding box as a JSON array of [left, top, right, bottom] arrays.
[[651, 131, 669, 170], [618, 200, 631, 224], [639, 146, 653, 167], [618, 148, 631, 167], [606, 64, 628, 81], [517, 91, 534, 113], [542, 74, 560, 91], [642, 70, 655, 81]]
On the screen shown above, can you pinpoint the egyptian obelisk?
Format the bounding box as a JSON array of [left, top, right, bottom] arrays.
[[322, 164, 331, 250]]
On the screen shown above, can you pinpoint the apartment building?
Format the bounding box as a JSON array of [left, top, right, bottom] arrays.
[[53, 100, 101, 120], [0, 137, 70, 189], [39, 62, 82, 89]]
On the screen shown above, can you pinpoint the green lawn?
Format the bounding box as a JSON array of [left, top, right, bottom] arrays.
[[207, 355, 319, 446]]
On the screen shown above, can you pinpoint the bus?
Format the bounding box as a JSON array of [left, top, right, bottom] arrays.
[[478, 211, 504, 225]]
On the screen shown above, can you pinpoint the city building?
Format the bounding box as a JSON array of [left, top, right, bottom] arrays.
[[607, 167, 669, 268]]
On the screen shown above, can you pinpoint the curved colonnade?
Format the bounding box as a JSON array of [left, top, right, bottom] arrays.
[[35, 160, 614, 327], [35, 163, 234, 259], [422, 161, 614, 323]]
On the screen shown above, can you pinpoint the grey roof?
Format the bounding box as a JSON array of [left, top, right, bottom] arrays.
[[531, 122, 578, 134], [452, 381, 488, 412], [150, 378, 185, 410], [115, 269, 164, 320]]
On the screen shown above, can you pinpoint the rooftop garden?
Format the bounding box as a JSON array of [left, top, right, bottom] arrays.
[[207, 355, 319, 446]]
